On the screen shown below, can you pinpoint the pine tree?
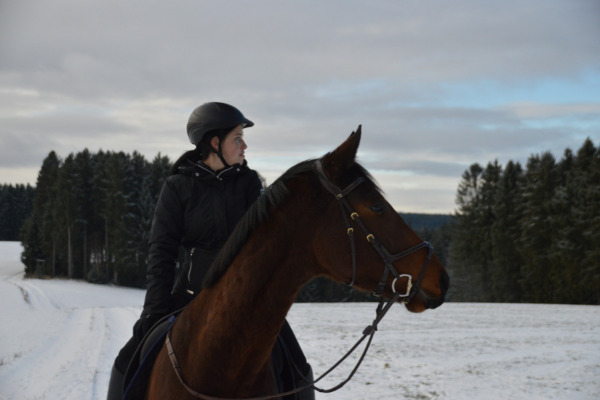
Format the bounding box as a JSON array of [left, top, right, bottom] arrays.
[[475, 161, 502, 301], [71, 149, 95, 278], [490, 161, 523, 302], [89, 150, 111, 282], [571, 139, 600, 303], [517, 152, 558, 302], [546, 148, 580, 303], [118, 151, 151, 287], [20, 151, 62, 276], [448, 163, 484, 301], [57, 154, 79, 278], [102, 152, 131, 284]]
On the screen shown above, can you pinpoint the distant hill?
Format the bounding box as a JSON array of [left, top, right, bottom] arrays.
[[399, 212, 454, 231]]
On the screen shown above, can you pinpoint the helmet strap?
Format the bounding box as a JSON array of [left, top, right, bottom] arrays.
[[217, 152, 230, 169], [216, 140, 231, 169]]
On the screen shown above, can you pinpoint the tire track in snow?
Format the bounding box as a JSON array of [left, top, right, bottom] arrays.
[[11, 279, 60, 310], [1, 307, 97, 399], [0, 280, 140, 400], [91, 306, 141, 400]]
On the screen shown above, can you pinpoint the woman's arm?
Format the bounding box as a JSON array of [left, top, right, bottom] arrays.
[[142, 178, 185, 317]]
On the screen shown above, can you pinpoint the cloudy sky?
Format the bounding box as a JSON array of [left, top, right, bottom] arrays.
[[1, 0, 599, 213]]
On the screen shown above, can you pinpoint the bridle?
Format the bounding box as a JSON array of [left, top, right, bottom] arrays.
[[164, 158, 436, 400], [314, 159, 434, 304]]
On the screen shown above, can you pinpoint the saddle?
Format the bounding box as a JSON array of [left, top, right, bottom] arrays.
[[121, 316, 315, 400], [123, 313, 177, 400]]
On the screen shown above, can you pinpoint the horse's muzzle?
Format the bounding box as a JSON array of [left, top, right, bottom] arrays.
[[425, 270, 450, 309]]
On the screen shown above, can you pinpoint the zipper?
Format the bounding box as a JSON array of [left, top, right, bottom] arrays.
[[216, 166, 234, 180], [186, 247, 195, 295], [190, 161, 235, 181]]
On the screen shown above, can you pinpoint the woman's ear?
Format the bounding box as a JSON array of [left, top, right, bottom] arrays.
[[210, 136, 220, 151]]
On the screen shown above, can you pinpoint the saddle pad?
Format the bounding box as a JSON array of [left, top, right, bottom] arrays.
[[123, 314, 176, 400]]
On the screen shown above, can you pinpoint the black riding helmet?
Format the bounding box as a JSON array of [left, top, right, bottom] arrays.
[[187, 102, 254, 145]]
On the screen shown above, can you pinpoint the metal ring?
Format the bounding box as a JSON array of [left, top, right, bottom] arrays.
[[392, 274, 413, 296]]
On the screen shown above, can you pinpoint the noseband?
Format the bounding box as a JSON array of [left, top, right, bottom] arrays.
[[314, 159, 434, 304]]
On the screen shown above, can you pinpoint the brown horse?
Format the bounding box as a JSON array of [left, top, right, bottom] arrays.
[[146, 127, 449, 399]]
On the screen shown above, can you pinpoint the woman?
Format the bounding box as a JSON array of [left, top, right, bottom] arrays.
[[108, 102, 313, 400]]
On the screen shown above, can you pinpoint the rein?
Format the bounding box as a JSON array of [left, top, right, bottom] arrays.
[[164, 158, 434, 400]]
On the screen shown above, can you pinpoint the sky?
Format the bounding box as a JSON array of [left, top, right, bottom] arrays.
[[1, 0, 599, 213]]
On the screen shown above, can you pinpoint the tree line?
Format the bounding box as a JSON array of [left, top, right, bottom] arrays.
[[5, 138, 599, 304], [10, 148, 454, 301], [447, 138, 599, 304], [19, 149, 171, 287]]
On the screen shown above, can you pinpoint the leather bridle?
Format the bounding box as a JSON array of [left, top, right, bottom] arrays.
[[314, 159, 434, 304]]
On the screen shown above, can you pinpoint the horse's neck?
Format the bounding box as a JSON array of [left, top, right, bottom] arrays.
[[172, 232, 313, 392]]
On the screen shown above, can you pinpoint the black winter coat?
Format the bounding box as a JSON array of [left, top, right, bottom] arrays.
[[141, 159, 263, 317]]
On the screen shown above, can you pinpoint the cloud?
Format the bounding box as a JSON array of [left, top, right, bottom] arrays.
[[0, 0, 599, 212]]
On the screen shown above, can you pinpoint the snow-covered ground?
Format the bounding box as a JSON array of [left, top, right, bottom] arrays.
[[1, 241, 598, 400]]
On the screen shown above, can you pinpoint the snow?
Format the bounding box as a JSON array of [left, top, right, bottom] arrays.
[[1, 241, 598, 400]]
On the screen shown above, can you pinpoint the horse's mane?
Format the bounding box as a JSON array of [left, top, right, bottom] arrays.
[[202, 157, 381, 289]]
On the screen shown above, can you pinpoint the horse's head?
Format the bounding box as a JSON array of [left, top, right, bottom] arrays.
[[312, 126, 449, 313]]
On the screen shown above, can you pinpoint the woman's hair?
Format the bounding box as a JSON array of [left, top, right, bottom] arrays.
[[170, 126, 236, 174]]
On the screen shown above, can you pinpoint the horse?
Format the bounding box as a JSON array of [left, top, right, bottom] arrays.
[[145, 126, 450, 399]]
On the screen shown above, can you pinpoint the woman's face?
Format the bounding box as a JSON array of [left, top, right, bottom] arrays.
[[220, 125, 247, 166]]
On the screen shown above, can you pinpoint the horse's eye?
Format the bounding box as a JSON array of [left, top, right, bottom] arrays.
[[370, 204, 385, 214]]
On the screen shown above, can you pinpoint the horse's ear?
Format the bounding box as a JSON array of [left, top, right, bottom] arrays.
[[321, 125, 362, 180]]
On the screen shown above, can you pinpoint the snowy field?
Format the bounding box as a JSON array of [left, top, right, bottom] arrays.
[[1, 241, 598, 400]]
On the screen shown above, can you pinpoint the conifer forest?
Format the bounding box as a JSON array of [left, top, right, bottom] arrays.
[[448, 138, 599, 304], [2, 138, 598, 304]]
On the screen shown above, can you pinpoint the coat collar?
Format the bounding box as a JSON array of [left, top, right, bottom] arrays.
[[178, 159, 249, 181]]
